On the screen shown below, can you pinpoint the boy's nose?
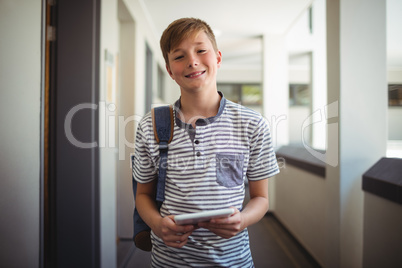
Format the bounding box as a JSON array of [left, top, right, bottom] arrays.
[[187, 55, 198, 68]]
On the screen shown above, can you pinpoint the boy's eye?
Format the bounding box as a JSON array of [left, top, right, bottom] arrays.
[[198, 50, 206, 53], [174, 55, 183, 60]]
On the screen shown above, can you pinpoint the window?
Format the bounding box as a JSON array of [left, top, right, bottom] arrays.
[[388, 84, 402, 106], [145, 43, 153, 113], [289, 84, 310, 106], [157, 66, 164, 100], [388, 84, 402, 155], [218, 83, 262, 112]]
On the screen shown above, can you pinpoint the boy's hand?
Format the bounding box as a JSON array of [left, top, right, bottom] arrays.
[[154, 215, 195, 248], [197, 207, 244, 239]]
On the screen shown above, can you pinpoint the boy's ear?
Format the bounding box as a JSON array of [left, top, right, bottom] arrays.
[[165, 64, 174, 80], [216, 50, 222, 68]]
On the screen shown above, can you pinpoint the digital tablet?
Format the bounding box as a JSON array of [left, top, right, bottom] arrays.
[[174, 208, 235, 225]]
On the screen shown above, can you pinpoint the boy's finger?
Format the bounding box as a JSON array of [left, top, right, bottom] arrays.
[[165, 232, 191, 248], [180, 231, 192, 241], [210, 217, 231, 224], [175, 224, 195, 233]]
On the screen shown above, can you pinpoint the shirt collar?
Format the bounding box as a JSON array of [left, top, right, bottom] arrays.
[[174, 91, 226, 129]]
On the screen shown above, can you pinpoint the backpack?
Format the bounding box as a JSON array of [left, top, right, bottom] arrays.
[[131, 105, 174, 251]]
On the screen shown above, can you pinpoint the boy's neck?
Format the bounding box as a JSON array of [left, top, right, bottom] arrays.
[[179, 88, 221, 127]]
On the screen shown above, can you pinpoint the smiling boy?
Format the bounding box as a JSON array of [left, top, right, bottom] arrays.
[[133, 18, 279, 267]]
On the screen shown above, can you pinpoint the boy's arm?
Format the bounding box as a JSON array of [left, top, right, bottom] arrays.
[[198, 178, 269, 238], [240, 178, 269, 227], [136, 180, 195, 248], [135, 180, 161, 227]]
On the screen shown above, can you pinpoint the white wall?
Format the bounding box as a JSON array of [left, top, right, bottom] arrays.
[[288, 106, 310, 144], [388, 69, 402, 83], [273, 166, 327, 265], [0, 0, 41, 267], [217, 66, 262, 84], [100, 0, 120, 266], [388, 107, 402, 140], [263, 34, 290, 149], [116, 0, 136, 240], [338, 0, 387, 265]]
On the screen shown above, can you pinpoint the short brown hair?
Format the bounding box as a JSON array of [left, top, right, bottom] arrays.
[[160, 18, 218, 67]]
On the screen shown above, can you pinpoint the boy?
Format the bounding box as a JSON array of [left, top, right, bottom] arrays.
[[133, 18, 279, 267]]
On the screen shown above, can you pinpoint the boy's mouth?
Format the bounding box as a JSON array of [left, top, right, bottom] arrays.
[[185, 70, 206, 78]]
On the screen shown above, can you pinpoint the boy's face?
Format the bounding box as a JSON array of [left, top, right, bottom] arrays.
[[166, 31, 222, 93]]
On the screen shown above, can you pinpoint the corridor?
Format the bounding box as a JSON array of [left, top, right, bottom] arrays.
[[2, 0, 402, 267], [117, 214, 321, 268]]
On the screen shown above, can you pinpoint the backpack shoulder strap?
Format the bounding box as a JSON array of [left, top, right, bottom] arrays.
[[152, 105, 174, 145], [151, 105, 174, 202]]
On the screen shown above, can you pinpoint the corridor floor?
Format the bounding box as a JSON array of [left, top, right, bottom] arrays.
[[117, 213, 321, 268]]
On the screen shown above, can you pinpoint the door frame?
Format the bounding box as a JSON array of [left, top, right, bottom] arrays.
[[41, 0, 101, 267]]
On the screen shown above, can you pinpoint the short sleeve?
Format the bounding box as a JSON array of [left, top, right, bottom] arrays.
[[132, 119, 158, 184], [246, 117, 279, 180]]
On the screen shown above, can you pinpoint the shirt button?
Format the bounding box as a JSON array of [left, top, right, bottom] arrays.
[[196, 152, 201, 157], [195, 140, 200, 144]]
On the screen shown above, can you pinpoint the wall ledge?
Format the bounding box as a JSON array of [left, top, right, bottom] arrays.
[[362, 157, 402, 205], [276, 145, 326, 178]]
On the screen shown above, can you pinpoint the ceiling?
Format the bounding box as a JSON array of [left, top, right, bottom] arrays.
[[142, 0, 312, 68], [143, 0, 312, 37], [142, 0, 402, 70], [387, 0, 402, 68]]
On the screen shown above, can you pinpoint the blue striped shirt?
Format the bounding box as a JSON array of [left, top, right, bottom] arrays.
[[133, 93, 279, 267]]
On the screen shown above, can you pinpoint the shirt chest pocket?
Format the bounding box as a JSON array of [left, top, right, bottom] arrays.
[[216, 154, 244, 187]]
